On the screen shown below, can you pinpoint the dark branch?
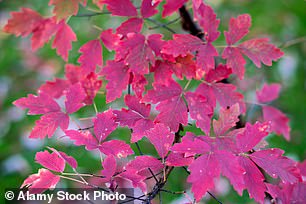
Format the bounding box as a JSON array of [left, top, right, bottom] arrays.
[[179, 6, 204, 39], [78, 126, 94, 131]]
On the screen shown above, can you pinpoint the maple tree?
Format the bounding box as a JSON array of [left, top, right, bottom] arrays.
[[4, 0, 306, 203]]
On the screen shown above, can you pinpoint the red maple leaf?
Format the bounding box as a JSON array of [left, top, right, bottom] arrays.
[[21, 169, 60, 194], [162, 0, 188, 17], [100, 0, 137, 17], [114, 95, 154, 142], [78, 39, 103, 74], [144, 79, 188, 132], [49, 0, 86, 20], [222, 14, 283, 79]]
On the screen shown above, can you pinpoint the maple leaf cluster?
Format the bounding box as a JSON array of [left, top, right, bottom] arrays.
[[4, 0, 305, 203]]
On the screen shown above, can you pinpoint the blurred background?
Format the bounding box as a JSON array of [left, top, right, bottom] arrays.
[[0, 0, 305, 203]]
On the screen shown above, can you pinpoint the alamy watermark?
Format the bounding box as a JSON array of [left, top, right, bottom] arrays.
[[4, 188, 136, 203]]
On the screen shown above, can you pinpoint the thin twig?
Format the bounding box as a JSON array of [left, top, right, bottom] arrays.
[[135, 142, 159, 183], [78, 125, 94, 131], [145, 171, 163, 180], [145, 18, 176, 34], [118, 194, 147, 204], [149, 17, 181, 30], [75, 11, 111, 17], [160, 189, 186, 194], [280, 36, 306, 48], [207, 191, 223, 204], [61, 172, 99, 177]]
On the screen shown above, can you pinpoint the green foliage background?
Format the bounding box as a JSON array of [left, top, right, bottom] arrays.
[[0, 0, 305, 203]]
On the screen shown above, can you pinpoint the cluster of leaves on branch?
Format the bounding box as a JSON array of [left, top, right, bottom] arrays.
[[4, 0, 306, 203]]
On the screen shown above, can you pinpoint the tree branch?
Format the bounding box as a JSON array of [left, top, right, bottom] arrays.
[[179, 5, 203, 39]]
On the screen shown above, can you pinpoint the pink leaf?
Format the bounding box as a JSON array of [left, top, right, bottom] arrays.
[[131, 119, 154, 143], [65, 83, 86, 114], [117, 33, 155, 74], [65, 130, 98, 150], [100, 60, 129, 103], [114, 95, 152, 139], [52, 20, 77, 61], [146, 123, 174, 158], [120, 156, 163, 193], [162, 34, 201, 58], [78, 39, 103, 74], [131, 73, 148, 98], [171, 135, 210, 155], [13, 93, 60, 115], [239, 157, 266, 203], [155, 97, 188, 132], [65, 64, 84, 83], [144, 80, 182, 103], [99, 140, 134, 158], [81, 72, 103, 105], [194, 2, 220, 42], [94, 110, 117, 142], [195, 83, 216, 108], [162, 34, 217, 72], [172, 55, 197, 80], [166, 152, 193, 167], [152, 61, 174, 85], [30, 112, 69, 139], [3, 8, 43, 37], [100, 0, 137, 17], [147, 34, 165, 57], [147, 88, 187, 131], [100, 29, 121, 51], [196, 43, 218, 73], [215, 150, 245, 195], [141, 0, 162, 18], [211, 83, 245, 112], [119, 171, 147, 192], [213, 104, 240, 136], [31, 18, 59, 51], [185, 92, 213, 134], [101, 155, 117, 182], [162, 0, 188, 17], [239, 38, 284, 68], [236, 122, 270, 153], [262, 105, 290, 140], [125, 155, 163, 172], [256, 83, 281, 103], [38, 78, 69, 99], [205, 64, 232, 83], [21, 169, 60, 194], [48, 147, 78, 169], [188, 154, 220, 201], [298, 160, 306, 177], [224, 14, 251, 45], [124, 95, 151, 118], [35, 150, 65, 172], [222, 47, 246, 79], [250, 148, 301, 183], [116, 18, 143, 36], [49, 0, 84, 20], [266, 182, 306, 204]]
